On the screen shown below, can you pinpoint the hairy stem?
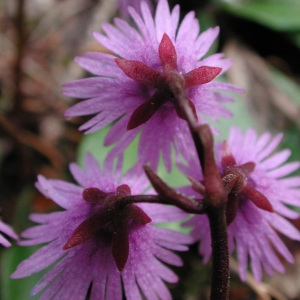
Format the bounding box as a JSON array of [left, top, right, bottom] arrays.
[[171, 82, 230, 299], [143, 165, 205, 213], [207, 205, 230, 300]]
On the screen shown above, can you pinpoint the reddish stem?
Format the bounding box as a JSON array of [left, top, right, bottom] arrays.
[[172, 82, 229, 300], [207, 205, 230, 300]]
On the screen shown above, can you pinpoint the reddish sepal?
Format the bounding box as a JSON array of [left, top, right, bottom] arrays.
[[184, 66, 222, 89], [115, 58, 160, 87], [127, 91, 166, 130], [240, 162, 255, 174], [112, 213, 130, 272], [243, 184, 273, 212], [226, 194, 239, 225], [116, 184, 131, 197], [63, 209, 110, 250], [130, 205, 152, 225], [82, 188, 108, 203], [159, 33, 178, 72], [221, 141, 236, 169]]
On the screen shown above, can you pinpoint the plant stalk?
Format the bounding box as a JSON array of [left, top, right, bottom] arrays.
[[172, 80, 230, 299], [207, 205, 230, 300]]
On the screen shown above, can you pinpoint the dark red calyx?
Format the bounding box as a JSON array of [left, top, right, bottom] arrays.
[[63, 184, 152, 272], [115, 32, 222, 130], [239, 162, 255, 174], [226, 194, 239, 226], [183, 66, 222, 89], [221, 141, 236, 169], [112, 204, 151, 271], [62, 208, 111, 250], [127, 90, 168, 130], [242, 184, 273, 212], [221, 141, 273, 225], [112, 212, 130, 271], [129, 204, 152, 225], [221, 141, 249, 194], [82, 187, 110, 203], [159, 33, 178, 72], [116, 184, 131, 197], [115, 59, 161, 88]]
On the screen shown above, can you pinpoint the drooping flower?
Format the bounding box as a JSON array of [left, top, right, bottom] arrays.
[[11, 154, 191, 300], [63, 0, 241, 171], [183, 127, 300, 282], [0, 218, 18, 247]]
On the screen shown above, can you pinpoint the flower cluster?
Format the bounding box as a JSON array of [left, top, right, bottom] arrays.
[[8, 0, 300, 299]]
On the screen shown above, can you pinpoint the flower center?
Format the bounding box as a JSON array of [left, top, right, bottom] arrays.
[[63, 184, 151, 271], [221, 141, 273, 225], [115, 33, 222, 129], [222, 164, 250, 195]]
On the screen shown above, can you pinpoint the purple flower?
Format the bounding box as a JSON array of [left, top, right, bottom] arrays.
[[118, 0, 154, 19], [63, 0, 241, 171], [0, 218, 18, 247], [11, 154, 191, 300], [183, 127, 300, 282]]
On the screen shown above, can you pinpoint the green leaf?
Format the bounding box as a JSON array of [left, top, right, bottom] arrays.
[[78, 126, 113, 167], [1, 245, 41, 300], [280, 126, 300, 170], [77, 125, 139, 173], [218, 0, 300, 31], [78, 126, 189, 186], [0, 187, 42, 300], [270, 68, 300, 105]]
